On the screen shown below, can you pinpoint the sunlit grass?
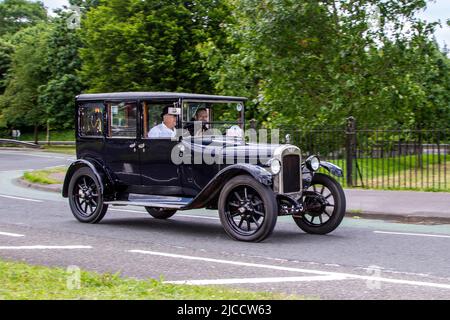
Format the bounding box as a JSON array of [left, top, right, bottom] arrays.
[[0, 260, 292, 300]]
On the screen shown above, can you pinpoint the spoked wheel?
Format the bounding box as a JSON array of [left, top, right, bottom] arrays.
[[294, 173, 346, 235], [219, 175, 277, 242], [145, 207, 177, 220], [68, 167, 108, 224]]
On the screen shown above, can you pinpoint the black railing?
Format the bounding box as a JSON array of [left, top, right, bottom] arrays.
[[269, 119, 449, 192]]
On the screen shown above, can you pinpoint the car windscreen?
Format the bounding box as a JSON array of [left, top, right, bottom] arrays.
[[183, 101, 244, 137]]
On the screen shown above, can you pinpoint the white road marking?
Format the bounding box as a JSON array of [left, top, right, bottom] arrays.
[[166, 275, 347, 285], [0, 245, 92, 250], [0, 194, 43, 203], [0, 231, 25, 238], [110, 208, 220, 221], [374, 231, 450, 239], [179, 215, 220, 221], [129, 250, 450, 290], [0, 151, 67, 160]]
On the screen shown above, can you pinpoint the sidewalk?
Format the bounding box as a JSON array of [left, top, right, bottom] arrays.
[[345, 189, 450, 224]]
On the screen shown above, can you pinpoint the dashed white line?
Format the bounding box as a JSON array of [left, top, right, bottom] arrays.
[[0, 231, 25, 238], [0, 245, 92, 250], [374, 231, 450, 239], [0, 194, 43, 203], [166, 275, 347, 285], [129, 250, 450, 290]]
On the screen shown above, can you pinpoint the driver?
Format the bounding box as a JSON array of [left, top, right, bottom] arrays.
[[184, 107, 209, 136], [148, 106, 178, 138]]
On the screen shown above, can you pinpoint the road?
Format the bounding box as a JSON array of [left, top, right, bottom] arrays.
[[0, 149, 450, 300]]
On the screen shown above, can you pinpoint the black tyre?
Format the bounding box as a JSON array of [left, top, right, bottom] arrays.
[[145, 207, 177, 220], [294, 173, 346, 235], [68, 167, 108, 224], [218, 175, 278, 242]]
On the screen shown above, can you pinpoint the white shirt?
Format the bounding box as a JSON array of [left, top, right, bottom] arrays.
[[148, 123, 176, 138]]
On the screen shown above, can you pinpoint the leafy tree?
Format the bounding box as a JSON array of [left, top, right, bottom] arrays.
[[201, 0, 449, 130], [0, 24, 50, 142], [38, 11, 84, 131], [79, 0, 231, 93], [0, 0, 47, 37], [0, 38, 13, 94]]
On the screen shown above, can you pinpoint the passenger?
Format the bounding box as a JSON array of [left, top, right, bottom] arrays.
[[148, 106, 178, 138], [184, 107, 209, 136]]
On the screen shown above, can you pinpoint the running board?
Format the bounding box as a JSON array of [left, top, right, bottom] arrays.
[[105, 194, 194, 210]]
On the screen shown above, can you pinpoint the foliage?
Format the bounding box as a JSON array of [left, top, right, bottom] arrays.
[[0, 0, 47, 37], [38, 11, 84, 130], [79, 0, 232, 93], [200, 0, 450, 130], [0, 24, 50, 132], [0, 38, 13, 95]]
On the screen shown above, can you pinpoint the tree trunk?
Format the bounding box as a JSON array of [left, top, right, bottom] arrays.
[[34, 125, 39, 145]]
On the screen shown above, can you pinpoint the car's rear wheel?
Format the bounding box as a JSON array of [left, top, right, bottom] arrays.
[[68, 167, 108, 224], [218, 175, 278, 242], [145, 207, 177, 219], [293, 173, 346, 235]]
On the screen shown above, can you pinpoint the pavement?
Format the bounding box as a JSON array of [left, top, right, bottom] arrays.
[[345, 189, 450, 225]]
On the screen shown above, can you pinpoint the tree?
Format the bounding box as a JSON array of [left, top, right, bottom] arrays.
[[0, 24, 50, 142], [0, 0, 47, 37], [79, 0, 232, 93], [201, 0, 449, 130], [38, 10, 84, 131], [0, 38, 13, 94]]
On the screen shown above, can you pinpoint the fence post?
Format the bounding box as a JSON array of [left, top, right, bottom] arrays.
[[346, 117, 356, 187]]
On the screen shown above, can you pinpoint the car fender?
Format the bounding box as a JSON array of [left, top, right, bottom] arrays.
[[184, 163, 273, 210], [62, 159, 114, 198], [320, 161, 344, 177]]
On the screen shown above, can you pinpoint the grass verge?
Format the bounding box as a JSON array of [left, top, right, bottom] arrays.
[[42, 145, 76, 155], [0, 260, 290, 300], [23, 167, 67, 185]]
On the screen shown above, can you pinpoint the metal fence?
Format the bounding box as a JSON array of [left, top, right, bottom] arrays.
[[274, 118, 450, 192]]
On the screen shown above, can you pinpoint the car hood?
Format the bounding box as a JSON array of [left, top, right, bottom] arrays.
[[181, 136, 288, 164]]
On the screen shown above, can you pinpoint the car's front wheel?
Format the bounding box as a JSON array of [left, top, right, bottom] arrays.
[[145, 207, 177, 220], [68, 167, 108, 224], [293, 173, 346, 235], [218, 175, 278, 242]]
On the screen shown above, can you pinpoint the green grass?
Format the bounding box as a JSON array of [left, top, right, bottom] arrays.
[[23, 167, 67, 185], [0, 259, 292, 300], [18, 130, 75, 142], [42, 145, 76, 155], [321, 154, 450, 192]]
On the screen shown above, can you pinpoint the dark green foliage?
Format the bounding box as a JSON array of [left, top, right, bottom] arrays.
[[79, 0, 232, 93], [0, 0, 47, 37], [201, 0, 450, 130]]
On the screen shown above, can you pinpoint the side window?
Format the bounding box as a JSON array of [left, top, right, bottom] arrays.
[[79, 103, 104, 137], [143, 101, 179, 139], [107, 102, 137, 138]]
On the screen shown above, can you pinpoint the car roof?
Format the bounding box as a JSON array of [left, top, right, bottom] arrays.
[[76, 92, 248, 102]]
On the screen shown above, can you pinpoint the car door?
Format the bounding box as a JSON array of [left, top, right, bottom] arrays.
[[103, 101, 141, 187], [138, 100, 183, 195]]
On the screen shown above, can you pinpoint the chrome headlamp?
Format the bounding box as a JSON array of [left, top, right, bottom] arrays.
[[267, 159, 281, 175], [306, 156, 320, 172]]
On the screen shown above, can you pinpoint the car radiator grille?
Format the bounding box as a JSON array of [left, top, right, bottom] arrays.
[[283, 155, 301, 193]]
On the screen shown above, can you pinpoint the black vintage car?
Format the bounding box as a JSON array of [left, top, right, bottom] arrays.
[[63, 92, 346, 242]]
